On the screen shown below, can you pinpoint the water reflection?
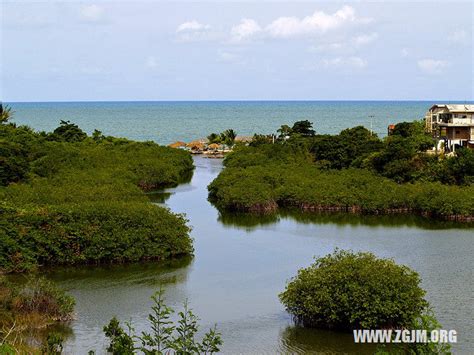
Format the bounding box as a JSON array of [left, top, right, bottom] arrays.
[[45, 257, 192, 289], [218, 208, 474, 230], [45, 258, 193, 353], [146, 190, 172, 203], [279, 326, 378, 354]]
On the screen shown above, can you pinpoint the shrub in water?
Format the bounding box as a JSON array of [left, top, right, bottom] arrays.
[[279, 250, 428, 330]]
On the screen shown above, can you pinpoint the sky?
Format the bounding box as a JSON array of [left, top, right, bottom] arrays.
[[1, 1, 473, 101]]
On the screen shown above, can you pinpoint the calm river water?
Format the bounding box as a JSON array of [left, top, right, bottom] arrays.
[[46, 156, 473, 354]]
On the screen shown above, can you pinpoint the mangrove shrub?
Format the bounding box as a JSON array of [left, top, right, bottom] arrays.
[[279, 250, 428, 330]]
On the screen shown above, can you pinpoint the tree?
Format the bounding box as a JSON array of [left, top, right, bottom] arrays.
[[50, 120, 87, 142], [0, 104, 13, 124], [280, 249, 428, 330], [220, 129, 237, 147], [92, 129, 105, 143], [277, 125, 292, 139], [291, 120, 315, 137], [207, 133, 221, 144], [439, 147, 474, 185]]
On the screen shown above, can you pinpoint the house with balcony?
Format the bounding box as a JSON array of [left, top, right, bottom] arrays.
[[425, 104, 474, 151]]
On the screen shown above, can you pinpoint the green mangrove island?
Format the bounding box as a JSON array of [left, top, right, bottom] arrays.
[[1, 119, 194, 273], [208, 120, 474, 222]]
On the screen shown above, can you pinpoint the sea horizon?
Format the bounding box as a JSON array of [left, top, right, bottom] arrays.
[[8, 100, 474, 145], [5, 99, 474, 104]]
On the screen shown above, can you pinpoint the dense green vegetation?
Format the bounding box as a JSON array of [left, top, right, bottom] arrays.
[[207, 129, 237, 146], [1, 117, 194, 272], [280, 250, 427, 330], [103, 290, 222, 354], [280, 250, 450, 354], [208, 120, 474, 220]]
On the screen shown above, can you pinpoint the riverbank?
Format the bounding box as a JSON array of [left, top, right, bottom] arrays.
[[209, 164, 474, 222]]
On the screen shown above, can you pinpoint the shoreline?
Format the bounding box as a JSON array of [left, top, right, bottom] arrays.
[[214, 201, 474, 223]]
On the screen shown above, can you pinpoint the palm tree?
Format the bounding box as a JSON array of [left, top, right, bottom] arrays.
[[277, 124, 292, 139], [221, 129, 237, 147], [0, 103, 13, 123]]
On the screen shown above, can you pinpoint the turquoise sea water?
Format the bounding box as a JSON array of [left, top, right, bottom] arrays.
[[7, 101, 465, 144]]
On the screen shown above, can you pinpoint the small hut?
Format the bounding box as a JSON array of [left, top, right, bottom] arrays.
[[168, 141, 186, 149], [208, 143, 220, 151], [186, 141, 204, 153]]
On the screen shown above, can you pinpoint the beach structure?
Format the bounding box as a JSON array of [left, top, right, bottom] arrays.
[[168, 141, 187, 149], [234, 136, 253, 143], [208, 143, 220, 151], [425, 104, 474, 151]]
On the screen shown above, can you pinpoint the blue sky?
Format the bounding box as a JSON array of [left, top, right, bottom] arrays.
[[1, 1, 473, 101]]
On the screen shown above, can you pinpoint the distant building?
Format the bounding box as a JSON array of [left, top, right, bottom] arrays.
[[425, 104, 474, 151]]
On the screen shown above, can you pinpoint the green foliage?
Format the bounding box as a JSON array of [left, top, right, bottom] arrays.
[[104, 317, 135, 354], [437, 148, 474, 185], [279, 250, 428, 330], [375, 309, 451, 354], [0, 141, 30, 185], [103, 290, 222, 354], [50, 120, 87, 142], [249, 134, 273, 147], [1, 201, 193, 272], [291, 120, 315, 137], [0, 121, 194, 272], [207, 129, 237, 146], [208, 122, 474, 220], [311, 126, 383, 169], [207, 133, 221, 144], [41, 332, 65, 354], [277, 124, 292, 139], [0, 104, 13, 124], [209, 160, 474, 218]]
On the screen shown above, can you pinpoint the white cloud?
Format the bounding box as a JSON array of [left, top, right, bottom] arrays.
[[401, 48, 409, 58], [309, 32, 377, 54], [80, 4, 103, 22], [146, 56, 158, 69], [447, 29, 468, 44], [176, 20, 213, 41], [228, 6, 372, 43], [353, 32, 378, 46], [231, 19, 262, 41], [177, 20, 210, 33], [417, 59, 449, 74], [265, 6, 369, 39], [321, 56, 368, 69]]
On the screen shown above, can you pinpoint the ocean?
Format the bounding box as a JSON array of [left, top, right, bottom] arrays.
[[7, 101, 465, 145]]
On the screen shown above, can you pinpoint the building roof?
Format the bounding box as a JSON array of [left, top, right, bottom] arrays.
[[168, 141, 186, 148], [235, 135, 253, 142], [429, 104, 474, 113]]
